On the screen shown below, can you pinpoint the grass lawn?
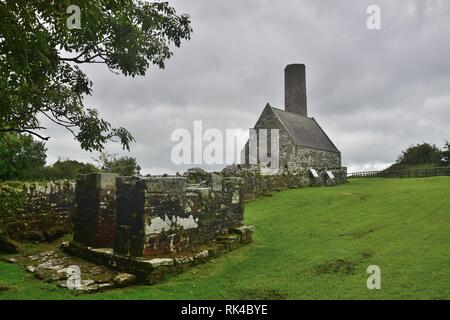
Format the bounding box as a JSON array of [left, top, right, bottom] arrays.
[[1, 177, 450, 299]]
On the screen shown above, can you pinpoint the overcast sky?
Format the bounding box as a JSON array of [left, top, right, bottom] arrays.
[[41, 0, 450, 174]]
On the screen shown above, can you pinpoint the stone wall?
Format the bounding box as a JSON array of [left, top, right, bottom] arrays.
[[287, 146, 341, 170], [113, 175, 244, 256], [222, 165, 347, 200], [0, 181, 75, 242]]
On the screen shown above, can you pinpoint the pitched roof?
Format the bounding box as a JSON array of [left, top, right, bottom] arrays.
[[269, 106, 340, 153]]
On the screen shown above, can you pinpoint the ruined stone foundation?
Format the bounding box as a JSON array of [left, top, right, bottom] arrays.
[[62, 173, 254, 289]]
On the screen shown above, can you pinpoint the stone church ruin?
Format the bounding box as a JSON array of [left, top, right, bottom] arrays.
[[244, 64, 342, 173]]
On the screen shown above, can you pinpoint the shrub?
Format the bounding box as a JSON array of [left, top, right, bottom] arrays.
[[95, 152, 141, 176], [397, 143, 441, 166], [41, 159, 99, 180], [0, 185, 26, 222]]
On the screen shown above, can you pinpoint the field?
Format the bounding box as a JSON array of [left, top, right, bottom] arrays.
[[1, 177, 450, 300]]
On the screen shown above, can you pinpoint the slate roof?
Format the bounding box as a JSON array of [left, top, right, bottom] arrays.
[[269, 106, 340, 153]]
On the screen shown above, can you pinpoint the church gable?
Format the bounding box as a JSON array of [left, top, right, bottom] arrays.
[[253, 103, 294, 143], [242, 103, 295, 167]]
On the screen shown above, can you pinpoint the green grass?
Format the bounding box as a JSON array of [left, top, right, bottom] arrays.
[[1, 177, 450, 299]]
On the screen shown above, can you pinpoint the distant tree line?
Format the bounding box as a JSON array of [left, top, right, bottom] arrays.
[[0, 133, 141, 181], [387, 142, 450, 171]]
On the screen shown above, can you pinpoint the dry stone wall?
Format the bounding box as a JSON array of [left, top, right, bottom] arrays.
[[113, 175, 244, 256], [222, 165, 347, 200], [0, 181, 75, 243]]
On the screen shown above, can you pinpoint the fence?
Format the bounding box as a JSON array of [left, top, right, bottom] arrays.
[[348, 167, 450, 179]]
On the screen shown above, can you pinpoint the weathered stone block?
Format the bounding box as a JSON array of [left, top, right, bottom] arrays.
[[73, 173, 118, 248], [186, 186, 211, 199], [208, 174, 223, 191], [96, 173, 118, 190], [141, 258, 174, 268], [113, 273, 137, 287], [232, 225, 255, 244], [142, 177, 187, 194]]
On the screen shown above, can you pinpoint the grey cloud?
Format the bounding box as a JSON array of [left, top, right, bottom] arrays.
[[41, 0, 450, 174]]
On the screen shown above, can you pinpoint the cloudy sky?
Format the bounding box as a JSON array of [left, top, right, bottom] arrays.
[[41, 0, 450, 174]]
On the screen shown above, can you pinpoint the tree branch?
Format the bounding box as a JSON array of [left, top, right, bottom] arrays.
[[60, 57, 105, 64], [40, 111, 77, 137], [0, 128, 50, 141]]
